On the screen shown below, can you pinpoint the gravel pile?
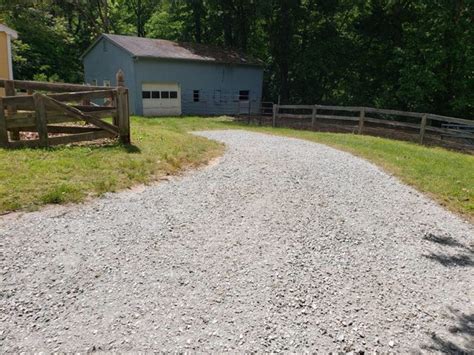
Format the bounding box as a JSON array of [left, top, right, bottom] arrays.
[[1, 130, 473, 353]]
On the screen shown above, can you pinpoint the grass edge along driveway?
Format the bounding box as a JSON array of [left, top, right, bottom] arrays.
[[159, 116, 474, 222], [0, 117, 224, 213], [0, 116, 472, 223]]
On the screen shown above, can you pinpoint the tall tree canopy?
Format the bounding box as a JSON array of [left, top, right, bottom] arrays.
[[0, 0, 472, 118]]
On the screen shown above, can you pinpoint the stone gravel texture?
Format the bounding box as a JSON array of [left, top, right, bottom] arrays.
[[1, 130, 473, 353]]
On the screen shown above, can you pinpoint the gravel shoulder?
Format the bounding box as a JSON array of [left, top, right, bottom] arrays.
[[1, 130, 473, 353]]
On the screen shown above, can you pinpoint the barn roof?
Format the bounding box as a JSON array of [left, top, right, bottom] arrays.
[[83, 34, 263, 66]]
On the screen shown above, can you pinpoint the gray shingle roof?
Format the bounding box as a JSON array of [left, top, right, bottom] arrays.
[[101, 34, 262, 66]]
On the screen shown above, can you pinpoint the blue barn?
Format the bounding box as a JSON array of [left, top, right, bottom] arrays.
[[81, 34, 264, 116]]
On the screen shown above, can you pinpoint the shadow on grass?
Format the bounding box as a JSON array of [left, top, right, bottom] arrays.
[[8, 141, 143, 154], [422, 233, 474, 268], [422, 309, 474, 354], [121, 144, 141, 153]]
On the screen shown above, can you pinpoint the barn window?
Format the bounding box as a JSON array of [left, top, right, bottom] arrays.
[[170, 91, 178, 99], [103, 80, 111, 87], [193, 90, 200, 102], [142, 91, 151, 99], [103, 41, 108, 52], [239, 90, 250, 101], [152, 91, 160, 99], [161, 91, 170, 99], [92, 79, 98, 86]]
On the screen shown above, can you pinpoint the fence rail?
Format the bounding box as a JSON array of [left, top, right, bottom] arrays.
[[271, 104, 474, 145], [0, 70, 130, 148]]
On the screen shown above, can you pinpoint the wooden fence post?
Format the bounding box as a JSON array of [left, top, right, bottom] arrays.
[[358, 108, 365, 134], [82, 89, 91, 109], [116, 69, 125, 87], [247, 101, 252, 124], [116, 87, 130, 144], [33, 93, 49, 147], [419, 113, 427, 144], [4, 80, 20, 141], [0, 99, 9, 148], [311, 105, 317, 129], [114, 69, 125, 126], [272, 104, 278, 127]]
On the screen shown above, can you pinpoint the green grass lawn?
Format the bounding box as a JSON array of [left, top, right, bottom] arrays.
[[1, 115, 473, 222], [0, 117, 223, 213]]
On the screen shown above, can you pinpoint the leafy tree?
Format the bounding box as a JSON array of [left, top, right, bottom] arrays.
[[0, 0, 472, 118], [119, 0, 159, 37]]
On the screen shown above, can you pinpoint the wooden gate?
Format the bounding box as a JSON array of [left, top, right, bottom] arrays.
[[0, 73, 130, 148]]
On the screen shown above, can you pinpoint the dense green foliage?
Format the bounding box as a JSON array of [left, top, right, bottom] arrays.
[[0, 0, 473, 118]]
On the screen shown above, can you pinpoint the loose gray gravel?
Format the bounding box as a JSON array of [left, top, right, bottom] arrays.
[[1, 130, 473, 353]]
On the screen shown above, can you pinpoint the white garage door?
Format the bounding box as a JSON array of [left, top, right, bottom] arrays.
[[142, 83, 181, 116]]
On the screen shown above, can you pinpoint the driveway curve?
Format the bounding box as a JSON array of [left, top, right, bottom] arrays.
[[1, 130, 473, 353]]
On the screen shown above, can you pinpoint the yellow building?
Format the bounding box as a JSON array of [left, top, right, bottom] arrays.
[[0, 23, 18, 96]]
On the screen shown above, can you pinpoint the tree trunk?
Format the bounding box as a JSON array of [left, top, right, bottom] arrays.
[[192, 0, 203, 43], [277, 0, 293, 102]]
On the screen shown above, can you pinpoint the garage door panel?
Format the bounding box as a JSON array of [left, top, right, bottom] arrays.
[[142, 82, 181, 116]]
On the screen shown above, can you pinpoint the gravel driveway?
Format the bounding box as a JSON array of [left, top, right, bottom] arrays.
[[1, 130, 473, 353]]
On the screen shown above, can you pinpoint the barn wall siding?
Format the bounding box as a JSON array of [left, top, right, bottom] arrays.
[[134, 58, 263, 116], [83, 38, 138, 113], [83, 37, 264, 116]]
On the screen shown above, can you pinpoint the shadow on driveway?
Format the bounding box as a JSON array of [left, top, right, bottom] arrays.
[[422, 309, 474, 354], [421, 233, 474, 353], [422, 233, 474, 267]]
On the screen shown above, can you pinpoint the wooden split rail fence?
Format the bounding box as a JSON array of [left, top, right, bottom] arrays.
[[0, 71, 130, 148], [272, 104, 474, 145]]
